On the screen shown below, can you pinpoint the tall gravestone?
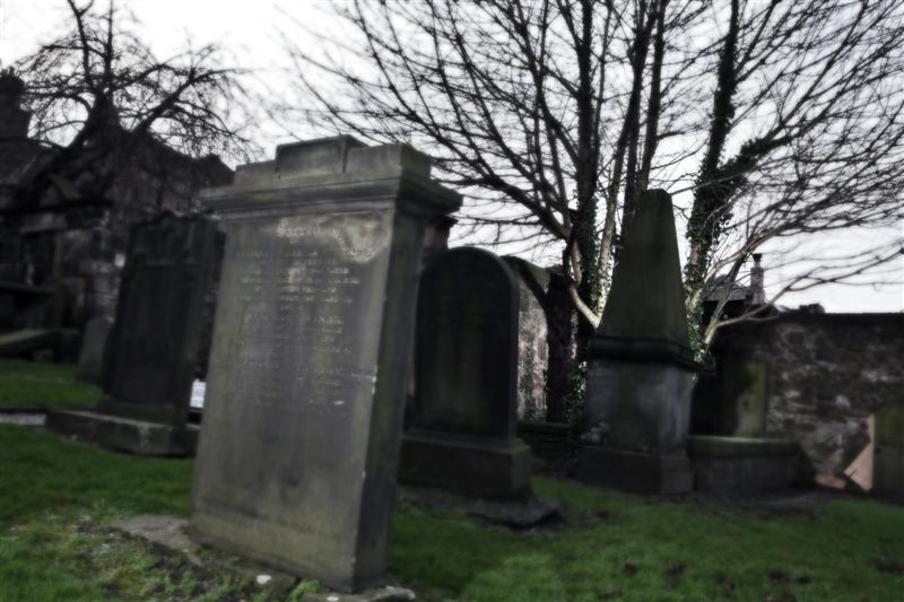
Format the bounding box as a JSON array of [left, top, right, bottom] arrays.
[[575, 189, 698, 493], [189, 137, 461, 593], [47, 215, 219, 455], [400, 247, 531, 499]]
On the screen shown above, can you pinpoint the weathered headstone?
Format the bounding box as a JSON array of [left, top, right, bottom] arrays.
[[503, 256, 551, 421], [75, 316, 112, 384], [400, 247, 531, 499], [189, 137, 461, 593], [575, 189, 698, 493], [47, 214, 220, 455]]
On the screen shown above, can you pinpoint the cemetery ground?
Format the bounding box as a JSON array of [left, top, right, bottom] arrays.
[[2, 362, 904, 601], [0, 359, 101, 411]]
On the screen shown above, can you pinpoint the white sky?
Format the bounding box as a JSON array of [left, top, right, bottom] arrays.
[[1, 0, 902, 313]]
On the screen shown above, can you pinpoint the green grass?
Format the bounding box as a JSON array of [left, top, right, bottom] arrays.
[[0, 359, 101, 410], [3, 424, 904, 601]]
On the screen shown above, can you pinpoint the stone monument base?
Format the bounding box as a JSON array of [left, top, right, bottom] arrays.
[[399, 429, 532, 500], [689, 435, 799, 495], [574, 445, 693, 494], [46, 410, 198, 456]]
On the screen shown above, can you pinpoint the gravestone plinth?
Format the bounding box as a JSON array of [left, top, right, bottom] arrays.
[[575, 190, 698, 494], [400, 248, 531, 499], [48, 215, 219, 455], [189, 137, 461, 593]]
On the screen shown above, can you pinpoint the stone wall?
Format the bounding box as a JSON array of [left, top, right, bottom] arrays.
[[504, 257, 549, 421], [703, 312, 904, 485]]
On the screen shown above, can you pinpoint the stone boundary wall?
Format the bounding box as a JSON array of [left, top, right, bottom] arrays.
[[709, 312, 904, 483]]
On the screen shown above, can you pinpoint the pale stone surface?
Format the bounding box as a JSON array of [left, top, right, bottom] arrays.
[[0, 411, 45, 425], [302, 586, 416, 602]]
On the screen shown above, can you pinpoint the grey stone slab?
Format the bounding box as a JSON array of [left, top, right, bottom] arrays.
[[0, 411, 45, 426], [689, 435, 798, 457], [574, 445, 694, 494], [45, 409, 198, 456], [302, 586, 416, 602], [190, 137, 460, 593], [109, 514, 296, 598], [109, 514, 204, 566], [76, 316, 112, 384], [689, 435, 800, 495], [102, 214, 220, 426]]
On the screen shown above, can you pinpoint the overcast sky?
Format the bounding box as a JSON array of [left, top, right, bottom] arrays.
[[1, 0, 902, 313]]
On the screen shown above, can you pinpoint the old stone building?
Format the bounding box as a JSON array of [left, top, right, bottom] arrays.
[[0, 70, 232, 332]]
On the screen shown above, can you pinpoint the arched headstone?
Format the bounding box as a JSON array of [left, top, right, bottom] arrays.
[[400, 247, 531, 499]]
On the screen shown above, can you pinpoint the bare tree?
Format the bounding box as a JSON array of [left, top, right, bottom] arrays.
[[684, 0, 904, 336], [11, 0, 256, 206], [285, 0, 904, 414], [287, 0, 710, 326]]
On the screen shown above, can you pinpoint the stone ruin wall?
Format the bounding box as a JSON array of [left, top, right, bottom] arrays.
[[514, 275, 548, 421], [712, 313, 904, 481]]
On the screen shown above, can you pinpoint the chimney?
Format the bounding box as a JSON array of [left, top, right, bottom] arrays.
[[0, 68, 32, 140], [749, 253, 765, 305]]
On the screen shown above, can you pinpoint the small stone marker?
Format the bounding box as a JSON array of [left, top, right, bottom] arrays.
[[47, 214, 220, 455], [576, 189, 698, 493], [189, 137, 460, 593], [400, 247, 531, 499], [75, 316, 112, 384]]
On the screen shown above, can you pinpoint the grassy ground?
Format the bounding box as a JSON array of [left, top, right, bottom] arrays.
[[0, 359, 101, 410], [2, 424, 904, 601]]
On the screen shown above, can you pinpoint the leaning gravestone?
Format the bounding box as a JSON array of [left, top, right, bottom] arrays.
[[189, 137, 461, 593], [575, 189, 699, 493], [75, 315, 112, 384], [400, 247, 531, 499], [47, 214, 220, 455]]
